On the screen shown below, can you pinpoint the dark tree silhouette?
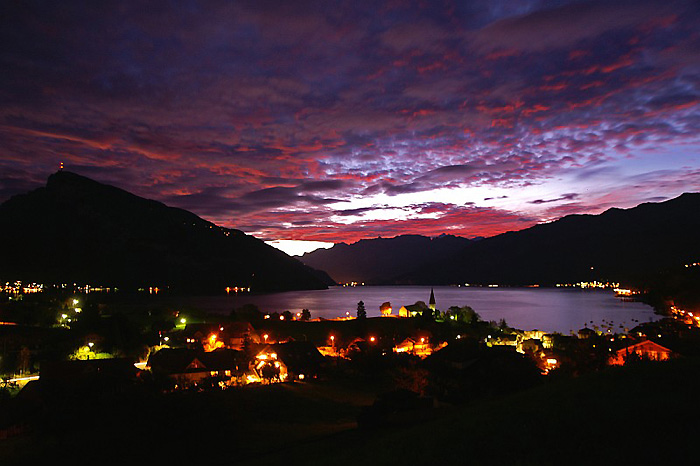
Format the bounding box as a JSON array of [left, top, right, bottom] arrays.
[[357, 300, 367, 319]]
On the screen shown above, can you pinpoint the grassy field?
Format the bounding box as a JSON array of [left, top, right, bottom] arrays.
[[0, 377, 381, 464], [2, 357, 699, 465], [250, 357, 700, 466]]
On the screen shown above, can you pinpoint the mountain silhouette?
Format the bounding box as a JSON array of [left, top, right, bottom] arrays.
[[300, 234, 472, 284], [399, 193, 700, 286], [0, 171, 333, 293], [303, 193, 700, 288]]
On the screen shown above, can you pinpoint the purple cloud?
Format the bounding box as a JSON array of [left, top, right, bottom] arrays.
[[1, 0, 699, 244]]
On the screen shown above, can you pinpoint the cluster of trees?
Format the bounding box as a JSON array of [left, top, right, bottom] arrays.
[[354, 298, 481, 325]]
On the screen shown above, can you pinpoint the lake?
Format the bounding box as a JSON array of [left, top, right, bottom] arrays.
[[165, 286, 659, 334]]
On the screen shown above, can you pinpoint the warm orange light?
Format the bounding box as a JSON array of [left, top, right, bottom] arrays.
[[370, 336, 376, 342]]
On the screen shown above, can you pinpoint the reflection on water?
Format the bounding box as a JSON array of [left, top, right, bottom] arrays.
[[168, 286, 659, 334]]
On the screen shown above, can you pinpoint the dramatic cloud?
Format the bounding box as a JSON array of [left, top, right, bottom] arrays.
[[1, 0, 699, 251]]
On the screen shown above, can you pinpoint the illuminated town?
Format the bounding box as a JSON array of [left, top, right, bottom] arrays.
[[1, 281, 693, 391], [2, 268, 699, 463]]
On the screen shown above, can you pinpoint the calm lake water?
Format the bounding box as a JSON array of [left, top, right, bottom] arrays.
[[165, 286, 658, 334]]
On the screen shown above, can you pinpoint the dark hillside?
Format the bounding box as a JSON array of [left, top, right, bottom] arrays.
[[0, 171, 332, 292], [402, 193, 700, 286]]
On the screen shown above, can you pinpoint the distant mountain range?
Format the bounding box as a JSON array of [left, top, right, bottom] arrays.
[[303, 193, 700, 287], [300, 234, 473, 284], [0, 171, 333, 293], [4, 172, 697, 295]]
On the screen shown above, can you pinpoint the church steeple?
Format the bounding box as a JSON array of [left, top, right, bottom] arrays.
[[429, 287, 436, 311]]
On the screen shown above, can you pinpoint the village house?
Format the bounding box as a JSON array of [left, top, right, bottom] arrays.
[[380, 302, 393, 316], [253, 341, 325, 382], [393, 336, 446, 358], [147, 348, 211, 387], [178, 322, 259, 351], [147, 347, 246, 388], [609, 340, 673, 365], [578, 327, 597, 339]]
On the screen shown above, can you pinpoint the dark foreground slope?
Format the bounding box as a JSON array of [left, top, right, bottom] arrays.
[[2, 356, 696, 465], [250, 357, 700, 466], [404, 193, 700, 286], [0, 171, 332, 292], [300, 234, 472, 284]]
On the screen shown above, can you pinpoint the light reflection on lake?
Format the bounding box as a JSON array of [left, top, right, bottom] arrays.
[[171, 286, 659, 334]]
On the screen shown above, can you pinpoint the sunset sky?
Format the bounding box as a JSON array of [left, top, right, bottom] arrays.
[[2, 0, 699, 255]]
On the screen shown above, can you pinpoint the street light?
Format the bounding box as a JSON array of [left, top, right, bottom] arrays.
[[87, 341, 94, 360]]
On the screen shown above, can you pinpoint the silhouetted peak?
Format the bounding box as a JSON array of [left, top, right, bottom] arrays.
[[1, 170, 331, 292], [47, 170, 103, 190]]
